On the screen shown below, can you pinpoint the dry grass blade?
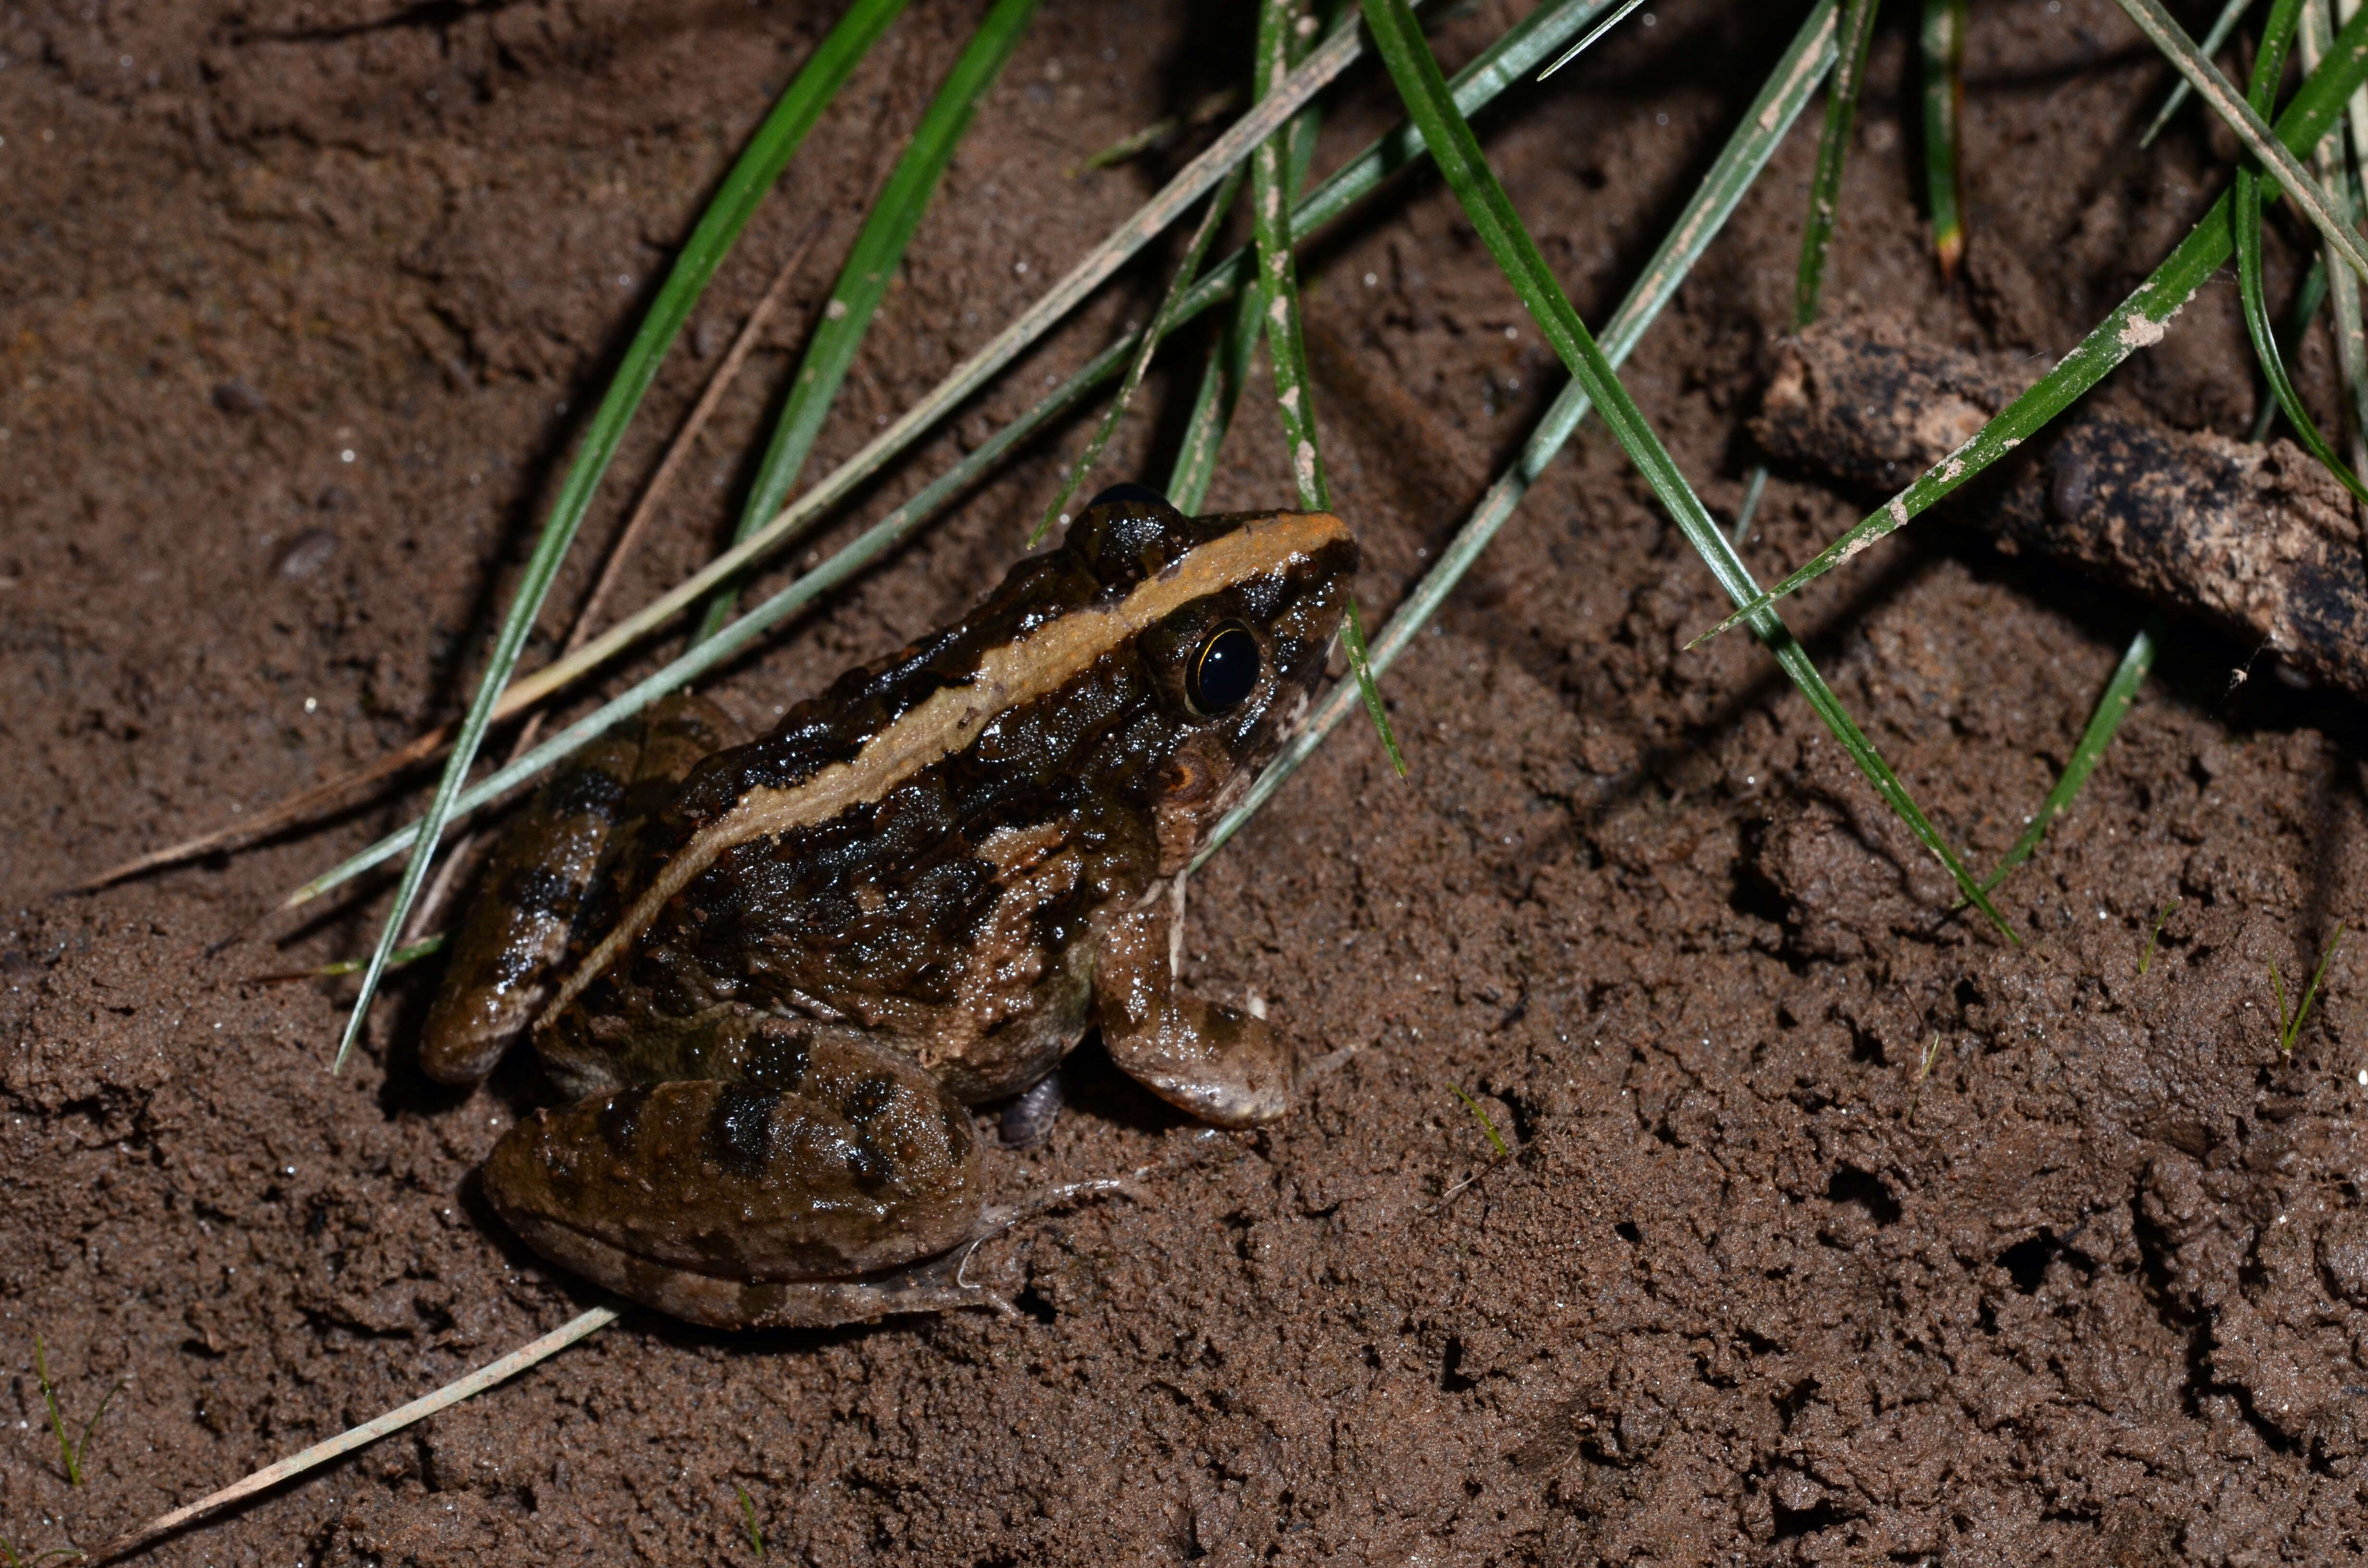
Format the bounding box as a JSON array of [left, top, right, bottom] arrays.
[[2140, 0, 2255, 146], [86, 1307, 619, 1566], [575, 222, 826, 666], [69, 224, 828, 899], [1534, 0, 1645, 80]]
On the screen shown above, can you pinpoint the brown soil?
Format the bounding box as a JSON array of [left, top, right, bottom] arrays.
[[7, 1, 2368, 1562]]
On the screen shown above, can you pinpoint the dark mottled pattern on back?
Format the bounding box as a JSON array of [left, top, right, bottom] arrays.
[[554, 499, 1355, 1074], [706, 1083, 777, 1178]]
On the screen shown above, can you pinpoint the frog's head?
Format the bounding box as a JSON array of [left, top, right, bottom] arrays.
[[1063, 485, 1359, 871]]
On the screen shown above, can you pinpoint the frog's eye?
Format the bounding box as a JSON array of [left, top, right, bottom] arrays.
[[1186, 621, 1261, 716]]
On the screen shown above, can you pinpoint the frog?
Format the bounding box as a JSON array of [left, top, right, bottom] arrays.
[[417, 485, 1358, 1329]]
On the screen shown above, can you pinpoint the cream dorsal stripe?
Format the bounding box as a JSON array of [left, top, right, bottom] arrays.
[[538, 510, 1351, 1026]]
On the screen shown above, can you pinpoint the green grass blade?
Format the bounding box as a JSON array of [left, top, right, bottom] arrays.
[[295, 0, 1624, 909], [2142, 0, 2257, 146], [2115, 0, 2368, 283], [1353, 0, 2008, 935], [35, 1335, 74, 1485], [1167, 3, 1340, 512], [695, 0, 1037, 644], [1165, 273, 1265, 511], [1690, 0, 2368, 649], [2235, 0, 2368, 502], [1797, 0, 1883, 329], [1032, 165, 1247, 542], [1921, 0, 1967, 279], [1447, 1082, 1510, 1155], [2248, 251, 2329, 441], [1969, 621, 2155, 902], [327, 0, 909, 1072], [1196, 0, 1841, 871], [2282, 921, 2346, 1052], [1257, 0, 1331, 512], [734, 1482, 767, 1556], [1250, 0, 1402, 772]]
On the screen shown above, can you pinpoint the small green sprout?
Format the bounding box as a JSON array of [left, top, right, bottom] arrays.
[[1447, 1083, 1509, 1157], [34, 1334, 123, 1488], [0, 1536, 86, 1568], [1907, 1034, 1943, 1127], [2139, 898, 2179, 976], [2271, 922, 2346, 1057], [734, 1482, 766, 1556]]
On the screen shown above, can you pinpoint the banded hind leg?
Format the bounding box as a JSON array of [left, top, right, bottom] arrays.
[[419, 695, 745, 1084], [481, 1007, 991, 1329]]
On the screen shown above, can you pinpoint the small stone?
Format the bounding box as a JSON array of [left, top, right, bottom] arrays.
[[275, 527, 340, 579], [210, 380, 265, 416]]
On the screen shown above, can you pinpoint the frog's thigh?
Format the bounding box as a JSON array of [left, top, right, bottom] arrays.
[[422, 731, 642, 1084], [1093, 909, 1296, 1127], [483, 1024, 986, 1325]]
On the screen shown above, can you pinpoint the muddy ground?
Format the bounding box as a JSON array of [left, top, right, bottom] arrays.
[[7, 0, 2368, 1561]]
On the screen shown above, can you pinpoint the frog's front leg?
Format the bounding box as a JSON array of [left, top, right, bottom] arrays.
[[481, 1012, 990, 1329], [1093, 900, 1297, 1127]]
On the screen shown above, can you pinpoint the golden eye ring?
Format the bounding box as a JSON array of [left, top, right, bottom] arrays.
[[1186, 621, 1260, 716]]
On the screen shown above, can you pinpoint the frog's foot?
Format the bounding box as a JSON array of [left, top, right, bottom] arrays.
[[482, 1024, 987, 1331], [1092, 911, 1296, 1127]]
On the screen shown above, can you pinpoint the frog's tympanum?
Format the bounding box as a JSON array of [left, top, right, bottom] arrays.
[[421, 488, 1357, 1328]]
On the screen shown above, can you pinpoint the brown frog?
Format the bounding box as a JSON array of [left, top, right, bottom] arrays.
[[419, 487, 1357, 1329]]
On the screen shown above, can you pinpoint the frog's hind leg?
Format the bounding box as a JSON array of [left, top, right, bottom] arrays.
[[1092, 905, 1297, 1127], [481, 1014, 991, 1329], [420, 696, 743, 1085]]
